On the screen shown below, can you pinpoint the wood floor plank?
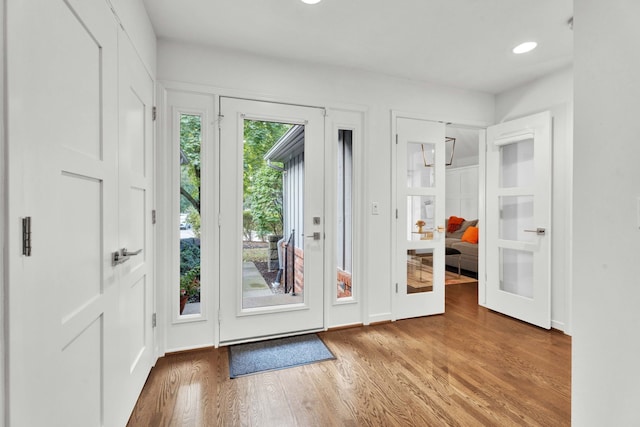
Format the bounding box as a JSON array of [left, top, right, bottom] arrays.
[[128, 283, 570, 426]]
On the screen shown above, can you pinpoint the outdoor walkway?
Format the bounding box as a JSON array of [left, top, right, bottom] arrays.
[[243, 262, 303, 308]]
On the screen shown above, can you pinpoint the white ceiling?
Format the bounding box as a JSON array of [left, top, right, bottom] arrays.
[[143, 0, 573, 94]]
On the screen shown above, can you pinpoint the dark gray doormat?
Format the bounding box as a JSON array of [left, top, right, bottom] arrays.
[[228, 334, 335, 378]]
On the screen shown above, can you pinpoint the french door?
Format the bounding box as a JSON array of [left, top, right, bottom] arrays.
[[6, 1, 155, 425], [485, 111, 551, 329], [394, 117, 446, 319], [218, 98, 325, 343]]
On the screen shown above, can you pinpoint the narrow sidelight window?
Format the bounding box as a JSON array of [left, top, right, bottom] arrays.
[[337, 130, 353, 299], [179, 114, 202, 316]]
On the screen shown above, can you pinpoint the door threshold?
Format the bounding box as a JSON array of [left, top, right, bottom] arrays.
[[219, 327, 325, 347]]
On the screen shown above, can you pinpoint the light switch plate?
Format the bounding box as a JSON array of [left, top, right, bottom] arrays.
[[372, 202, 380, 215]]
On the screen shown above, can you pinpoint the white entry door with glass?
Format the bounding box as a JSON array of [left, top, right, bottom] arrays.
[[484, 111, 551, 329], [395, 117, 447, 320], [218, 98, 325, 343]]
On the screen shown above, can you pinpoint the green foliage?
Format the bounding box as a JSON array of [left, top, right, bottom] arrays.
[[187, 210, 201, 238], [180, 239, 200, 302], [179, 117, 290, 242], [180, 114, 201, 214], [250, 165, 284, 238], [242, 247, 267, 262], [243, 120, 291, 198], [243, 120, 290, 240], [243, 210, 254, 241], [180, 265, 200, 301]]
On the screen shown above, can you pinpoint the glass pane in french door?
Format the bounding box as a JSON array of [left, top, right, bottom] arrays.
[[242, 120, 305, 309], [499, 195, 535, 243], [407, 141, 436, 188], [407, 248, 434, 293], [500, 248, 534, 298], [500, 138, 534, 188]]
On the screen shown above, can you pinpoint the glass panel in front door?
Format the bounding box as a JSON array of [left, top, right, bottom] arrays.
[[242, 120, 305, 309], [179, 114, 201, 316]]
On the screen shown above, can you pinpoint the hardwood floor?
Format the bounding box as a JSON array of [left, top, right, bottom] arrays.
[[128, 283, 571, 426]]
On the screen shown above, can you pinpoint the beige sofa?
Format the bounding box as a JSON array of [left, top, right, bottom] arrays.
[[445, 219, 478, 275]]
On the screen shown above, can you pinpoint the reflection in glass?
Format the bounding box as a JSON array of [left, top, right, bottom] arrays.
[[499, 196, 535, 242], [406, 249, 434, 293], [242, 120, 305, 309], [179, 114, 202, 316], [337, 130, 353, 299], [407, 142, 435, 188], [500, 139, 534, 188], [407, 196, 436, 240], [500, 248, 533, 298]]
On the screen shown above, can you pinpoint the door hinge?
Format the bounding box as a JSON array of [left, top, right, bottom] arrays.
[[395, 134, 398, 145], [22, 216, 32, 256], [395, 283, 398, 293], [396, 209, 398, 219], [151, 209, 157, 225], [152, 106, 157, 121], [152, 313, 157, 328]]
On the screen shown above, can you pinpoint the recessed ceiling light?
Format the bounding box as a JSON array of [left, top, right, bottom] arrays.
[[512, 42, 538, 54], [301, 0, 322, 4]]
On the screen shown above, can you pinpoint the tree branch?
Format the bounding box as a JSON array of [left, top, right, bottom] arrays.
[[180, 187, 200, 214]]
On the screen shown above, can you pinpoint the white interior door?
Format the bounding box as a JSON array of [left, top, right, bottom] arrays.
[[485, 111, 551, 329], [7, 0, 118, 425], [218, 98, 325, 343], [6, 2, 154, 425], [394, 117, 446, 320], [116, 29, 156, 417]]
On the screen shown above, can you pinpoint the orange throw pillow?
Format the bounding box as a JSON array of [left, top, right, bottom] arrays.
[[461, 226, 479, 244], [447, 216, 465, 233]]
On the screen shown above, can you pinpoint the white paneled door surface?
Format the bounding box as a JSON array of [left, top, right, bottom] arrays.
[[395, 117, 447, 320], [485, 112, 551, 329], [117, 27, 156, 418], [218, 98, 325, 343], [6, 1, 155, 426]]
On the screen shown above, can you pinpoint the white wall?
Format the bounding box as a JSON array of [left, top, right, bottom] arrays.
[[445, 166, 479, 220], [157, 40, 495, 324], [495, 66, 574, 333], [573, 1, 640, 424]]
